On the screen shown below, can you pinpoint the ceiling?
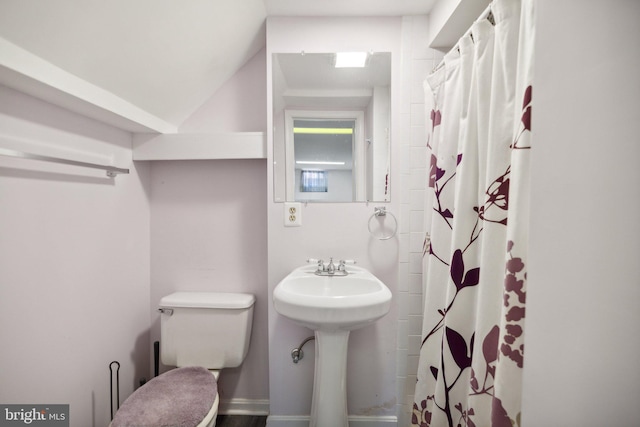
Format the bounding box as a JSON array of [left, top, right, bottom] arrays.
[[0, 0, 437, 132]]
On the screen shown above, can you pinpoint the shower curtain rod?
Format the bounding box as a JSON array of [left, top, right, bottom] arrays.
[[0, 147, 129, 177], [432, 3, 494, 73]]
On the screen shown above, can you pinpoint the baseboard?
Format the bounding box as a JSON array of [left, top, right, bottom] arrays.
[[219, 398, 270, 415], [348, 415, 397, 426], [266, 415, 397, 427]]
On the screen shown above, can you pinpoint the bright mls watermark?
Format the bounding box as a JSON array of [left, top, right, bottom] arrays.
[[0, 405, 68, 426]]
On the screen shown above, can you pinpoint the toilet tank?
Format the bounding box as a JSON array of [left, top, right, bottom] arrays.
[[159, 292, 255, 369]]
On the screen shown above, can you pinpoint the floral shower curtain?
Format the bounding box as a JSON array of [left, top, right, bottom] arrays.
[[412, 0, 534, 426]]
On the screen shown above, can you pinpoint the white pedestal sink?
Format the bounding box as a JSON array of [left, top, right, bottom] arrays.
[[273, 264, 392, 427]]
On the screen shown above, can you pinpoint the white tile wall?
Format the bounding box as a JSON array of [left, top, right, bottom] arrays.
[[396, 15, 444, 426]]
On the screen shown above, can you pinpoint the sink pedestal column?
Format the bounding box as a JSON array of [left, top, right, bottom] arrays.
[[310, 329, 350, 427]]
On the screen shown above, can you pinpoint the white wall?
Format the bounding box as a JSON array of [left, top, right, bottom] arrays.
[[180, 48, 267, 133], [147, 48, 270, 411], [266, 17, 402, 425], [523, 1, 640, 426], [0, 85, 151, 427], [148, 159, 269, 407]]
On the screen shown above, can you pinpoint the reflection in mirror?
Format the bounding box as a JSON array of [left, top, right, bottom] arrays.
[[272, 52, 391, 202], [286, 111, 364, 202], [292, 118, 355, 202]]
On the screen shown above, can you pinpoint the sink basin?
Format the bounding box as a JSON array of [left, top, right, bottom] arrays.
[[273, 264, 392, 331]]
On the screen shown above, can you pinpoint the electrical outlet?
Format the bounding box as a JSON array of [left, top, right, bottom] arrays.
[[284, 202, 302, 227]]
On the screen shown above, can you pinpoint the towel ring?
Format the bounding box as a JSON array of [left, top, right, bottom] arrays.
[[368, 207, 398, 240]]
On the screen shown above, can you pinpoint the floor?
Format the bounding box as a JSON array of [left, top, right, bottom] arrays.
[[215, 415, 268, 427]]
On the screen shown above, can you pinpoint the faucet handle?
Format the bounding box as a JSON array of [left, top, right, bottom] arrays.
[[307, 258, 325, 271], [338, 259, 356, 271]]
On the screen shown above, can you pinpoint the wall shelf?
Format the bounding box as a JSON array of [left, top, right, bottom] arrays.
[[132, 132, 266, 161], [428, 0, 491, 50], [0, 37, 178, 134]]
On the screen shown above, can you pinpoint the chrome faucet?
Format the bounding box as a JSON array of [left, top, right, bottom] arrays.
[[307, 258, 354, 276]]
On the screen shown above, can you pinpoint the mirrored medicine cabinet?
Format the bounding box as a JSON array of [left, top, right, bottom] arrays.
[[272, 52, 392, 203]]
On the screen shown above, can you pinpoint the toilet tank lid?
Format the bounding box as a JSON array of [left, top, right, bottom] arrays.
[[160, 292, 255, 309]]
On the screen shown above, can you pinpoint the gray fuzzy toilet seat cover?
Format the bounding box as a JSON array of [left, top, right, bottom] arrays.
[[112, 366, 217, 427]]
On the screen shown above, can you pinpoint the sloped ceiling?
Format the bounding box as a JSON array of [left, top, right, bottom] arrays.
[[0, 0, 436, 132]]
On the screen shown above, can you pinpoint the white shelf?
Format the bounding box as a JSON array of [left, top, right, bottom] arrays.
[[428, 0, 491, 50], [132, 132, 266, 161], [0, 37, 177, 133]]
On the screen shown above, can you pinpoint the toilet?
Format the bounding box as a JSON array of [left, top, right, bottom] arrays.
[[110, 291, 255, 427]]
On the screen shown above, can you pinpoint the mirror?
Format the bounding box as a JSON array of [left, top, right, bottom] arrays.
[[272, 52, 391, 202]]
